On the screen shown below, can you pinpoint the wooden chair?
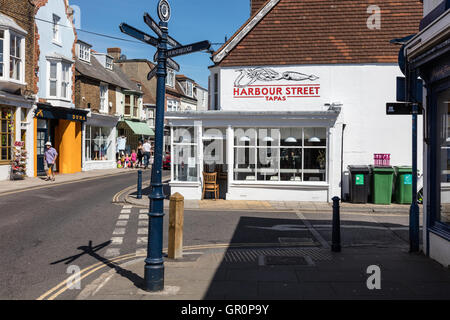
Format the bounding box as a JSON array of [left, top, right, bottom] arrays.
[[202, 171, 219, 200]]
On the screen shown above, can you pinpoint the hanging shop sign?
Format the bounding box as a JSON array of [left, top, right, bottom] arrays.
[[233, 67, 320, 101]]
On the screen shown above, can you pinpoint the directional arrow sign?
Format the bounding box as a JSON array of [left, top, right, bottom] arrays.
[[147, 67, 157, 80], [167, 40, 211, 58], [167, 35, 182, 48], [144, 13, 163, 38], [119, 23, 158, 47], [166, 58, 180, 72], [386, 102, 422, 115]]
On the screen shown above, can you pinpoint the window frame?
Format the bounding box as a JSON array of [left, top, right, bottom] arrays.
[[52, 14, 61, 43], [233, 127, 328, 183], [105, 56, 113, 70], [78, 43, 91, 62], [47, 59, 72, 101], [166, 69, 175, 87], [0, 29, 4, 78], [9, 32, 23, 82], [99, 83, 109, 113]]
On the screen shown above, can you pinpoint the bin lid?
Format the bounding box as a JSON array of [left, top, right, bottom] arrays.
[[348, 165, 369, 172], [394, 166, 412, 173], [371, 166, 394, 172]]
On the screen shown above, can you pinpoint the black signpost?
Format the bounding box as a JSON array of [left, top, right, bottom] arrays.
[[388, 35, 421, 253], [120, 0, 211, 292]]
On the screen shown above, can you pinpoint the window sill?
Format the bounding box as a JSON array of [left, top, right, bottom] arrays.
[[52, 40, 62, 47]]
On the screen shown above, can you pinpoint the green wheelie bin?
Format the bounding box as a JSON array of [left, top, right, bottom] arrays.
[[394, 166, 413, 204], [370, 166, 394, 204]]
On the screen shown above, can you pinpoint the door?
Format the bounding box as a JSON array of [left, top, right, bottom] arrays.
[[36, 128, 47, 175]]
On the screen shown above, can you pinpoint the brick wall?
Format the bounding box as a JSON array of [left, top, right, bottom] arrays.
[[75, 74, 117, 116], [0, 0, 36, 95]]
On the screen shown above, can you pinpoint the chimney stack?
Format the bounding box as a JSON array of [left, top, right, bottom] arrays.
[[107, 47, 122, 62]]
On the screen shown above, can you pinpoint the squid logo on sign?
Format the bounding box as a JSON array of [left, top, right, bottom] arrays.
[[233, 67, 321, 102]]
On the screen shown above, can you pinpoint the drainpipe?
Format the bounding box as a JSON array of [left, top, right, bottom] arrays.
[[340, 123, 346, 201]]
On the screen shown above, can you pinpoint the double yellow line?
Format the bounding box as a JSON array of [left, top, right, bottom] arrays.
[[37, 242, 306, 300]]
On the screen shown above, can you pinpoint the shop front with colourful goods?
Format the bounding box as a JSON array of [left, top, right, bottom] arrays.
[[34, 103, 88, 176]]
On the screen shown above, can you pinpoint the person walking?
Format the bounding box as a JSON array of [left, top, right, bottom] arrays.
[[137, 141, 144, 168], [44, 142, 58, 181], [143, 139, 152, 169]]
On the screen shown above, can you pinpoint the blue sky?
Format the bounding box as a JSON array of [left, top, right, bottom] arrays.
[[69, 0, 251, 88]]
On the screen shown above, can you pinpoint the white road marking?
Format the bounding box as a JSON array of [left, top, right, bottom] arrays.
[[138, 220, 148, 227], [138, 228, 148, 235], [139, 214, 147, 220], [110, 237, 123, 245], [120, 209, 131, 214], [118, 214, 129, 220], [113, 228, 126, 235], [296, 212, 330, 249], [137, 237, 147, 245], [116, 220, 128, 227], [123, 205, 132, 209], [105, 248, 120, 257], [139, 209, 148, 213]]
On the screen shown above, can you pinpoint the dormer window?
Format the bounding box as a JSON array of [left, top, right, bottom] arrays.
[[78, 43, 90, 62], [52, 14, 60, 43], [186, 81, 193, 97], [106, 56, 113, 70], [166, 69, 175, 87]]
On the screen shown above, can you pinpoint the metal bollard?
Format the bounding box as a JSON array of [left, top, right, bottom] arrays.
[[137, 170, 142, 199], [331, 196, 341, 252]]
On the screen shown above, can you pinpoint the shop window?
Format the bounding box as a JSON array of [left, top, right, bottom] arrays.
[[0, 107, 14, 162], [85, 125, 112, 161], [172, 127, 198, 182], [438, 87, 450, 226], [233, 127, 327, 182]]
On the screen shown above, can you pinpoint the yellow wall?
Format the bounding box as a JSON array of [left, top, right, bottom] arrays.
[[34, 117, 37, 177], [55, 120, 82, 174]]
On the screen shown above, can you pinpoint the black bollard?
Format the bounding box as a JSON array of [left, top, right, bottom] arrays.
[[331, 196, 341, 252], [137, 170, 143, 199]]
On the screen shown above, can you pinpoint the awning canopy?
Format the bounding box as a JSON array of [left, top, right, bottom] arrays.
[[124, 120, 154, 136]]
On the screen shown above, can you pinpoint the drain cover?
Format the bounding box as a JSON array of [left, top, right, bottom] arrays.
[[265, 256, 309, 265]]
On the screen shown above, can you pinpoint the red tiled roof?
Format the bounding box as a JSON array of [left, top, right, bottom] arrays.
[[214, 0, 423, 66]]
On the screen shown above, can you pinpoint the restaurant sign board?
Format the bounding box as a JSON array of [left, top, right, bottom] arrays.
[[233, 67, 320, 102]]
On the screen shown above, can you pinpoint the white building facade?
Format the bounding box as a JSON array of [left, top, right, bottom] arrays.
[[167, 0, 424, 202]]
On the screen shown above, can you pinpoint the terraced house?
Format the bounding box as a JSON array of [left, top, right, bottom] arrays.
[[0, 0, 37, 180]]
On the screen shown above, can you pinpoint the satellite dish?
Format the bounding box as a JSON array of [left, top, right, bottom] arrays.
[[119, 54, 127, 61]]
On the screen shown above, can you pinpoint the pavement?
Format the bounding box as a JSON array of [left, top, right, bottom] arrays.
[[75, 212, 449, 300], [0, 168, 138, 195], [124, 180, 422, 214]]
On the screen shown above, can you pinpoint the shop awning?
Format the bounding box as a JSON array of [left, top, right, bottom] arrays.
[[124, 120, 155, 136]]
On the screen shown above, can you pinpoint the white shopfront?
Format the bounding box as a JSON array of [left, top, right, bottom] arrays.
[[167, 64, 423, 202]]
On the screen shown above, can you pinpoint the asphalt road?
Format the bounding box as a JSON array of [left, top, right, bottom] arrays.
[[0, 170, 152, 300]]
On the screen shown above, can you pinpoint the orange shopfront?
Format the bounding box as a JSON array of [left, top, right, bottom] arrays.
[[34, 103, 88, 176]]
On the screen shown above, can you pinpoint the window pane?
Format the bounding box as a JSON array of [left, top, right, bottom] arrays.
[[304, 128, 326, 146], [50, 80, 57, 96], [280, 148, 302, 181], [50, 62, 57, 79], [234, 128, 256, 147], [257, 147, 279, 181], [439, 87, 450, 225], [0, 34, 3, 77], [281, 128, 302, 146], [174, 127, 195, 143], [257, 128, 280, 147], [303, 148, 326, 181], [234, 147, 256, 180], [173, 144, 197, 181], [10, 35, 15, 56], [61, 82, 67, 98]]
